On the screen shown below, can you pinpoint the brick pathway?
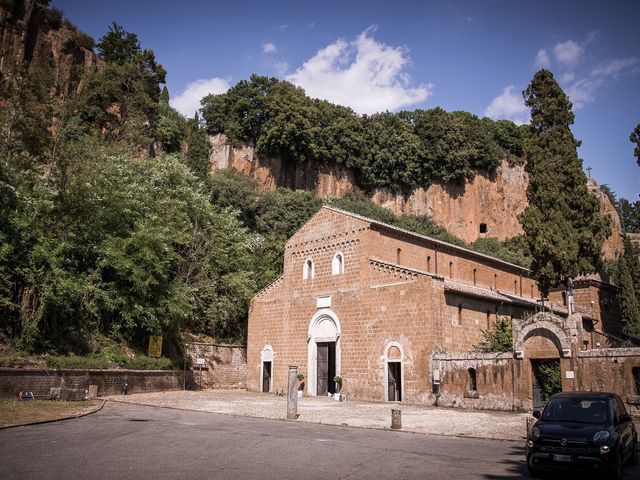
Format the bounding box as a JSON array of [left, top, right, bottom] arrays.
[[106, 389, 530, 441]]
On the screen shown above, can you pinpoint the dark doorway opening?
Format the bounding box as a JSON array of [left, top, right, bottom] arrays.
[[531, 359, 561, 409], [316, 342, 336, 395], [479, 223, 487, 234], [262, 361, 272, 393], [387, 362, 402, 401]]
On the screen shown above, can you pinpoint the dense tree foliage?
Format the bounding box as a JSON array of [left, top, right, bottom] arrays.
[[474, 316, 513, 352], [605, 236, 640, 337], [519, 70, 610, 297], [200, 75, 527, 193], [631, 123, 640, 166]]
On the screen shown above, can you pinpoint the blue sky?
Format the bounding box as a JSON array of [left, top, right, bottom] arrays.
[[53, 0, 639, 200]]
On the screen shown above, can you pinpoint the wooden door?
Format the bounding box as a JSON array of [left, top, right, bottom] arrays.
[[317, 343, 329, 395], [388, 362, 401, 401], [262, 361, 271, 393]]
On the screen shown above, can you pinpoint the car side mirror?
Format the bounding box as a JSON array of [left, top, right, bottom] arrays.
[[618, 413, 631, 424], [533, 410, 541, 419]]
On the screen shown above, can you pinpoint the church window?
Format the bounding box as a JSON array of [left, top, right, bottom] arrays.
[[427, 256, 431, 272], [303, 258, 315, 280], [332, 252, 344, 275], [449, 262, 453, 278], [396, 248, 402, 264], [494, 274, 498, 290], [473, 269, 477, 285], [458, 304, 463, 325]]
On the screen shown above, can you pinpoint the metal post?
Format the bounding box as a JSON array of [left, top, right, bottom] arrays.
[[287, 365, 298, 420]]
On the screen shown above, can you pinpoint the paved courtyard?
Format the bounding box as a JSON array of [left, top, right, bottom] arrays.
[[106, 389, 531, 441]]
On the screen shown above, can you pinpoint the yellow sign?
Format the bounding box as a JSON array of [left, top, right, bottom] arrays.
[[148, 335, 163, 358]]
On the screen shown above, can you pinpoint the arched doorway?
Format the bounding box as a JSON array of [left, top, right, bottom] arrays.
[[385, 342, 403, 402], [261, 345, 274, 393], [307, 310, 341, 396], [513, 313, 572, 409]]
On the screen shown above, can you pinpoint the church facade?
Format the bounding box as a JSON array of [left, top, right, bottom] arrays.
[[247, 207, 639, 411]]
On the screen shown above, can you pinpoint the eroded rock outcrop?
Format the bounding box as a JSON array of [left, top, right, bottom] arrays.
[[0, 1, 98, 97], [209, 130, 622, 259]]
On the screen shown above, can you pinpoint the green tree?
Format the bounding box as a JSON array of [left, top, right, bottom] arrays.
[[185, 115, 211, 180], [631, 123, 640, 166], [519, 70, 610, 297], [475, 316, 513, 352], [618, 198, 640, 233]]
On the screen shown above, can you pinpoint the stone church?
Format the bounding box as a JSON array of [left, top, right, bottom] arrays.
[[247, 207, 640, 412]]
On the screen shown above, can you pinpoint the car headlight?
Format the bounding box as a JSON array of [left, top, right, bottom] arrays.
[[531, 427, 541, 441], [593, 431, 610, 444]]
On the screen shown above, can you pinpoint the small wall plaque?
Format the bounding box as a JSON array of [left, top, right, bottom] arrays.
[[317, 296, 331, 309], [565, 370, 575, 379]]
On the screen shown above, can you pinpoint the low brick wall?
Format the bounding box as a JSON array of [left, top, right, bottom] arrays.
[[188, 343, 247, 389], [0, 368, 187, 399], [432, 352, 524, 411]]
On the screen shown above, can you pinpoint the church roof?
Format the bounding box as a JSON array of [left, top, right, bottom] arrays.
[[323, 206, 530, 274]]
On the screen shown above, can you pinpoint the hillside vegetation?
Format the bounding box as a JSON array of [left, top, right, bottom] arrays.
[[0, 1, 636, 359], [201, 75, 528, 193]]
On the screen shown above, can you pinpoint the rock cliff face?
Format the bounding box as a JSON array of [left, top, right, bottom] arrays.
[[209, 134, 623, 259], [0, 1, 98, 97]]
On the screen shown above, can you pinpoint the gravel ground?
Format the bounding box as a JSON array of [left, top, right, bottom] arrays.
[[106, 389, 531, 441]]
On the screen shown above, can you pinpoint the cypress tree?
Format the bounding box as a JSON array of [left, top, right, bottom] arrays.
[[519, 70, 610, 297]]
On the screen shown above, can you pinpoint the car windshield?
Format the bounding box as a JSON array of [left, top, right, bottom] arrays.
[[541, 398, 612, 424]]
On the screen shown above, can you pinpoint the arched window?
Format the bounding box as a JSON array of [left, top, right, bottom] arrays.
[[449, 261, 453, 278], [494, 274, 498, 290], [633, 367, 640, 395], [457, 304, 463, 325], [427, 256, 431, 272], [468, 368, 477, 392], [303, 258, 314, 280], [473, 268, 477, 286], [486, 310, 491, 328], [531, 284, 534, 298], [514, 279, 518, 294], [332, 252, 344, 275], [396, 248, 402, 264]]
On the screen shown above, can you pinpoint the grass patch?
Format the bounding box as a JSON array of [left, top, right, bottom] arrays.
[[0, 351, 178, 370], [0, 399, 101, 428]]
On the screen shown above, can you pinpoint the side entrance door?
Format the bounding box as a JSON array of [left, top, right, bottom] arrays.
[[262, 361, 271, 393], [387, 362, 402, 401], [316, 342, 336, 395]]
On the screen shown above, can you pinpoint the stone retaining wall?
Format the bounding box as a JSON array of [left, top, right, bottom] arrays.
[[0, 368, 188, 399], [187, 343, 247, 389]]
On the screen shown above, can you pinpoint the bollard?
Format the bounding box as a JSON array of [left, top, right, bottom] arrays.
[[391, 408, 402, 429], [287, 365, 298, 420]]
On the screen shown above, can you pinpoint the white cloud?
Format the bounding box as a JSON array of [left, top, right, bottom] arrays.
[[560, 72, 575, 83], [566, 57, 640, 109], [553, 40, 583, 67], [170, 77, 230, 117], [285, 27, 432, 114], [279, 24, 288, 32], [483, 85, 529, 125], [534, 49, 550, 68], [590, 57, 640, 78], [263, 42, 277, 54], [274, 61, 289, 75]]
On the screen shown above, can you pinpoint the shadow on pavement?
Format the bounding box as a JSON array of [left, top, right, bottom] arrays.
[[481, 445, 640, 480]]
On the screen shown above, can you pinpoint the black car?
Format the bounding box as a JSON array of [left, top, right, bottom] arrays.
[[526, 392, 637, 479]]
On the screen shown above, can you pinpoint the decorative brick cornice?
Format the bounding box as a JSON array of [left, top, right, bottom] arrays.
[[254, 275, 283, 299], [369, 257, 443, 282], [291, 238, 360, 258]]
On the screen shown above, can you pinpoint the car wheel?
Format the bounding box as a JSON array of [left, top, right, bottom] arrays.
[[527, 460, 541, 478], [609, 449, 624, 480]]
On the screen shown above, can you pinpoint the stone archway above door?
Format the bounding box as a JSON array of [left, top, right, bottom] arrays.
[[512, 312, 579, 359]]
